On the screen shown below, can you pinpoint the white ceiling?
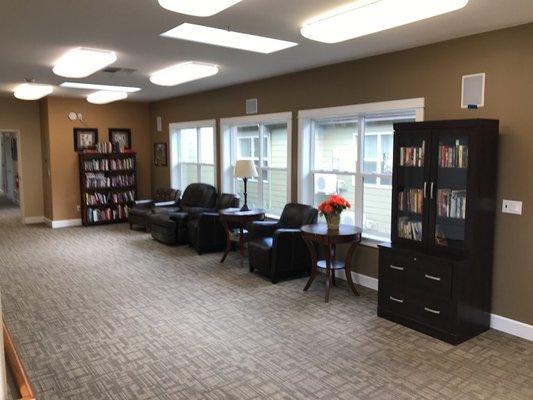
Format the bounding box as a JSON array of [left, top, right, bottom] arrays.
[[1, 0, 532, 102]]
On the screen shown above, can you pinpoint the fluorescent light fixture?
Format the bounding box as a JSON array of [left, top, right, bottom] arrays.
[[87, 91, 128, 104], [13, 83, 54, 100], [53, 48, 117, 78], [158, 0, 242, 17], [161, 23, 298, 54], [60, 82, 141, 93], [301, 0, 469, 43], [149, 62, 219, 87]]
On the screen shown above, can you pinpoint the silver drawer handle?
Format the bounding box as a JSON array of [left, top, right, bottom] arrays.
[[425, 274, 441, 282], [390, 265, 404, 271], [424, 307, 441, 315], [389, 296, 404, 304]]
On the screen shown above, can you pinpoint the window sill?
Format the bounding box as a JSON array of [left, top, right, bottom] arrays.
[[360, 237, 389, 249]]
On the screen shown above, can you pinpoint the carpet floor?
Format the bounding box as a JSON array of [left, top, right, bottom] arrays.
[[0, 205, 531, 400]]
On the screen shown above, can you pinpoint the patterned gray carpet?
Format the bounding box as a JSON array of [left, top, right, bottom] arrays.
[[0, 204, 532, 400]]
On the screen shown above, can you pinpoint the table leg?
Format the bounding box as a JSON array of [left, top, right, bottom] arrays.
[[344, 241, 360, 297], [324, 244, 332, 303], [303, 237, 318, 291], [331, 244, 336, 287], [239, 223, 245, 268], [220, 218, 232, 263]]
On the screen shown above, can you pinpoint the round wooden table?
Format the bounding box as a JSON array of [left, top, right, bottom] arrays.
[[301, 224, 363, 303], [219, 208, 265, 263]]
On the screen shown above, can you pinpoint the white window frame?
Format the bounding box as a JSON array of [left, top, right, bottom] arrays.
[[221, 112, 292, 218], [298, 98, 425, 244], [169, 119, 217, 190]]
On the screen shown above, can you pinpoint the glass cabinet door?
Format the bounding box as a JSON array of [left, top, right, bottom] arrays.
[[433, 133, 469, 249], [394, 133, 428, 244]]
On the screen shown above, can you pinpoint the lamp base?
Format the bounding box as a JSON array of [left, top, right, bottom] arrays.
[[240, 204, 250, 212]]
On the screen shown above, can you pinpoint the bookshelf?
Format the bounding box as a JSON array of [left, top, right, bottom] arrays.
[[378, 119, 499, 344], [78, 151, 137, 226]]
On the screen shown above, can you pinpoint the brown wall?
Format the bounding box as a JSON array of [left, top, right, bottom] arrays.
[[41, 97, 151, 221], [0, 97, 44, 219], [150, 23, 533, 325]]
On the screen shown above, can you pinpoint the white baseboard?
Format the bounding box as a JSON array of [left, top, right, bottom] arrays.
[[333, 270, 532, 342], [45, 218, 82, 229], [23, 216, 45, 224]]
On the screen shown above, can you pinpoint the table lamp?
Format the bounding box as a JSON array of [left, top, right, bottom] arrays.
[[234, 159, 258, 211]]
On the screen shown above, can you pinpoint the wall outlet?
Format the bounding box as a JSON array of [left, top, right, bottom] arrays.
[[76, 205, 81, 212], [502, 199, 522, 215]]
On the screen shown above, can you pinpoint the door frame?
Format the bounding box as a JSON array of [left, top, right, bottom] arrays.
[[0, 129, 24, 219]]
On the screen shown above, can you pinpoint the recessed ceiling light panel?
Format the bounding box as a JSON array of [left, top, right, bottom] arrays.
[[60, 82, 141, 93], [158, 0, 242, 17], [87, 91, 128, 104], [161, 23, 298, 54], [301, 0, 469, 43], [13, 83, 54, 100], [53, 48, 118, 78], [149, 62, 219, 87]]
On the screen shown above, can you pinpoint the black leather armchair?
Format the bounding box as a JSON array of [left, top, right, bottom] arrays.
[[187, 193, 240, 254], [128, 188, 181, 231], [150, 183, 218, 245], [247, 203, 318, 283]]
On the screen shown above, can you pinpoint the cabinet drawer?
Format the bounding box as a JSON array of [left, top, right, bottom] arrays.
[[379, 252, 416, 286], [378, 285, 416, 318], [415, 296, 453, 331], [414, 258, 453, 299]]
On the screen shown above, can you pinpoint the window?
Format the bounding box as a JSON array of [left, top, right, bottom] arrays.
[[299, 99, 424, 241], [170, 120, 216, 191], [221, 113, 291, 217]]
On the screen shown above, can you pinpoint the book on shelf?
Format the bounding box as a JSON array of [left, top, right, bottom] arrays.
[[398, 216, 422, 241], [398, 188, 424, 213], [84, 158, 109, 171], [86, 205, 130, 223], [85, 173, 111, 189], [399, 141, 425, 167], [439, 140, 468, 168], [110, 158, 134, 171], [111, 175, 135, 188], [437, 189, 467, 219]]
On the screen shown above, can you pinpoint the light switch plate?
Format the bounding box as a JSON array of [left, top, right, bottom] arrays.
[[502, 199, 522, 215]]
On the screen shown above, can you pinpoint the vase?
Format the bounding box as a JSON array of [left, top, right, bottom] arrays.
[[325, 213, 341, 231]]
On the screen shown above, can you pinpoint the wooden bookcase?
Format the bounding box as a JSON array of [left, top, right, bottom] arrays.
[[78, 152, 137, 226], [378, 119, 499, 344]]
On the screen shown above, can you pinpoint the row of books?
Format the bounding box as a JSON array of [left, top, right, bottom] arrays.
[[85, 173, 135, 189], [437, 189, 467, 219], [399, 142, 425, 167], [86, 205, 130, 223], [81, 142, 135, 154], [439, 142, 468, 168], [84, 159, 110, 171], [398, 217, 422, 241], [111, 175, 135, 188], [398, 188, 424, 213], [111, 158, 134, 171], [84, 190, 135, 206]]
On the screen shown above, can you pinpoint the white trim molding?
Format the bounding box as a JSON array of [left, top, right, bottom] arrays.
[[45, 218, 82, 229], [333, 271, 532, 342], [23, 216, 45, 225]]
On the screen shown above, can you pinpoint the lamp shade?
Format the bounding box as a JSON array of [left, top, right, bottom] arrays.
[[234, 159, 258, 178]]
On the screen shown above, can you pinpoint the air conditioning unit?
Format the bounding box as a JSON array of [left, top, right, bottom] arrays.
[[314, 173, 337, 195]]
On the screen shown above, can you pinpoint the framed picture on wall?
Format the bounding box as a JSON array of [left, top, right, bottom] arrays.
[[73, 128, 98, 152], [109, 128, 132, 150], [154, 143, 167, 167]]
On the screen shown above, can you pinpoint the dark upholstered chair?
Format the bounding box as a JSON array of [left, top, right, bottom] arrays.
[[128, 188, 180, 231], [247, 203, 318, 283], [150, 183, 218, 245], [187, 193, 240, 254]]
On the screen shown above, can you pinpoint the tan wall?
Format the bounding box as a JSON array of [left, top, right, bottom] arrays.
[[150, 23, 533, 325], [0, 97, 44, 219], [41, 97, 151, 221]]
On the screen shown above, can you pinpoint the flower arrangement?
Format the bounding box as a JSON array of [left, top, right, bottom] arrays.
[[318, 195, 351, 230]]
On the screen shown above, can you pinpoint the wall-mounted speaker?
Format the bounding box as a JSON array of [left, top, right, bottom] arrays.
[[156, 116, 162, 132], [461, 73, 485, 109], [246, 98, 258, 115]]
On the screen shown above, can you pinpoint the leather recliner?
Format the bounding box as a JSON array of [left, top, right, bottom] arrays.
[[150, 183, 218, 245], [187, 193, 240, 254], [247, 203, 318, 283], [128, 188, 181, 232]]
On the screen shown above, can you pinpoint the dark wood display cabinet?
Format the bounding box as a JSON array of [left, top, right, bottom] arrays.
[[378, 119, 499, 345]]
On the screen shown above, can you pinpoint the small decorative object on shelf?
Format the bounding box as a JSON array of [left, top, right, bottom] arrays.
[[78, 148, 137, 227], [318, 195, 351, 231]]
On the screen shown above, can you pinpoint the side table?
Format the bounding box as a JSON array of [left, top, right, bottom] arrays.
[[219, 208, 265, 263]]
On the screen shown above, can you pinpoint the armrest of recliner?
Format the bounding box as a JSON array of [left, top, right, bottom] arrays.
[[185, 207, 217, 220], [248, 221, 278, 240], [154, 200, 176, 207], [134, 199, 154, 208], [271, 228, 311, 275]]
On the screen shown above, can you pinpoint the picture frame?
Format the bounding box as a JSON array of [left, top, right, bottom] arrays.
[[73, 128, 98, 152], [109, 128, 132, 150], [154, 143, 168, 167]]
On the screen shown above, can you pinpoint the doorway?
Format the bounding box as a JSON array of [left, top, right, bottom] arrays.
[[0, 131, 21, 218]]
